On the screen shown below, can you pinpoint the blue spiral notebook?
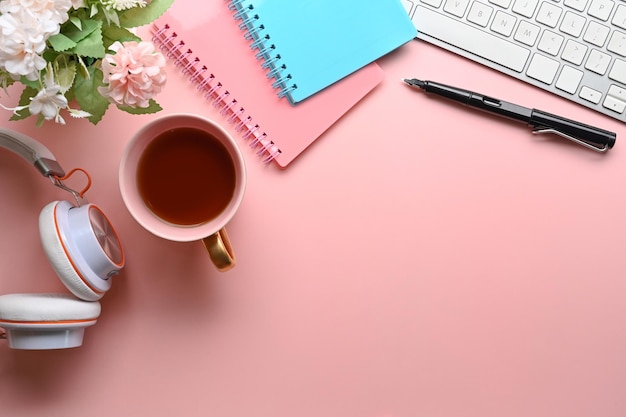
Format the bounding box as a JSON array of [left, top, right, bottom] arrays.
[[149, 1, 384, 168], [229, 0, 416, 104]]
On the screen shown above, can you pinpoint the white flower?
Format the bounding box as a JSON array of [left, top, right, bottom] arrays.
[[0, 10, 51, 80], [101, 0, 147, 11], [0, 63, 90, 124], [24, 65, 91, 124], [0, 0, 73, 26], [28, 67, 69, 123], [0, 1, 72, 81]]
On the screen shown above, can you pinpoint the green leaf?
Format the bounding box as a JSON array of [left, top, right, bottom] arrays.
[[69, 16, 82, 30], [102, 25, 140, 50], [62, 18, 100, 43], [73, 21, 105, 58], [65, 85, 76, 103], [0, 71, 16, 91], [48, 33, 77, 52], [9, 86, 36, 121], [119, 0, 174, 28], [117, 99, 163, 115], [76, 56, 90, 79], [103, 7, 121, 27], [74, 66, 110, 124], [53, 55, 76, 93], [42, 49, 61, 63]]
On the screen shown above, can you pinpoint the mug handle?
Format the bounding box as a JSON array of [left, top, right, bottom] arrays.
[[201, 228, 236, 271]]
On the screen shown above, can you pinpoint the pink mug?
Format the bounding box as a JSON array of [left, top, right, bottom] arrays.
[[119, 114, 246, 271]]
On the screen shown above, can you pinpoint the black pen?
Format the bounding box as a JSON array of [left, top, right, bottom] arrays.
[[404, 78, 616, 152]]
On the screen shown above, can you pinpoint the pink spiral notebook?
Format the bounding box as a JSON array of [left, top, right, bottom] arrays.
[[150, 2, 384, 168]]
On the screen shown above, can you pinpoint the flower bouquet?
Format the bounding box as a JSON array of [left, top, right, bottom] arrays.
[[0, 0, 173, 125]]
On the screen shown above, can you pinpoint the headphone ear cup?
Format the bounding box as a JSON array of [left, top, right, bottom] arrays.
[[39, 201, 124, 301], [0, 293, 101, 349], [39, 201, 102, 301]]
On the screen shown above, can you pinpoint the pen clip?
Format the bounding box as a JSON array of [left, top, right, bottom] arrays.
[[532, 127, 609, 153]]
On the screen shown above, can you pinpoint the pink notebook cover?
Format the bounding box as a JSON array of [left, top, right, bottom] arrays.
[[150, 2, 384, 168]]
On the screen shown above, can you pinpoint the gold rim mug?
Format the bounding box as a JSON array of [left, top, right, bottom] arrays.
[[119, 114, 246, 271]]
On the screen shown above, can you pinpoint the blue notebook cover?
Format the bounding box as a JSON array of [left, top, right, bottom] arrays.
[[229, 0, 416, 104]]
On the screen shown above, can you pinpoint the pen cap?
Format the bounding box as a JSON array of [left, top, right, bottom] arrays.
[[530, 109, 616, 149]]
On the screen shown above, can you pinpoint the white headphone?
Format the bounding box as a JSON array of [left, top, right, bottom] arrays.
[[0, 128, 124, 350]]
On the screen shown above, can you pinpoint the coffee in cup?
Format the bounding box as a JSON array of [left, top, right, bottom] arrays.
[[119, 114, 246, 271]]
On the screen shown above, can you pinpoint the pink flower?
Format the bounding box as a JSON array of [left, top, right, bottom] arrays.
[[98, 41, 166, 108]]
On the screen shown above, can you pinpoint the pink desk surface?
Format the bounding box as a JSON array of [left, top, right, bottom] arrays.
[[1, 28, 625, 417]]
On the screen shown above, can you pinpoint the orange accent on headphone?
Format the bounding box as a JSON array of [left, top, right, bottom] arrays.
[[53, 168, 92, 198], [0, 318, 97, 325]]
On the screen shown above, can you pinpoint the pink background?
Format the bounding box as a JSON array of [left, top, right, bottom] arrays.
[[1, 7, 625, 417]]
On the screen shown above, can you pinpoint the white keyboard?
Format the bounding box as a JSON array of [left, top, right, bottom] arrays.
[[402, 0, 626, 123]]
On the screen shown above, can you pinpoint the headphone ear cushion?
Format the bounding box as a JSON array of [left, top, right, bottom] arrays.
[[0, 293, 101, 322], [39, 201, 105, 301], [0, 293, 101, 350]]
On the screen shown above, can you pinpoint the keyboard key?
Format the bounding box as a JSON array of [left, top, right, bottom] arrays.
[[444, 0, 471, 17], [608, 84, 626, 102], [613, 4, 626, 30], [527, 53, 560, 83], [608, 58, 626, 83], [512, 0, 540, 17], [607, 31, 626, 56], [536, 2, 563, 27], [561, 39, 588, 64], [583, 21, 611, 47], [585, 49, 611, 74], [514, 21, 541, 45], [412, 6, 531, 71], [491, 10, 517, 36], [538, 30, 565, 55], [556, 65, 584, 93], [467, 2, 494, 27], [587, 0, 614, 21], [603, 95, 626, 113], [580, 86, 603, 103], [560, 11, 587, 37]]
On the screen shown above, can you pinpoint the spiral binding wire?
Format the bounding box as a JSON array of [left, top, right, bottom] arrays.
[[151, 23, 281, 165], [228, 0, 298, 100]]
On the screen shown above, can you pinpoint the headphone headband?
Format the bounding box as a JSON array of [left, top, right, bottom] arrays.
[[0, 128, 65, 178]]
